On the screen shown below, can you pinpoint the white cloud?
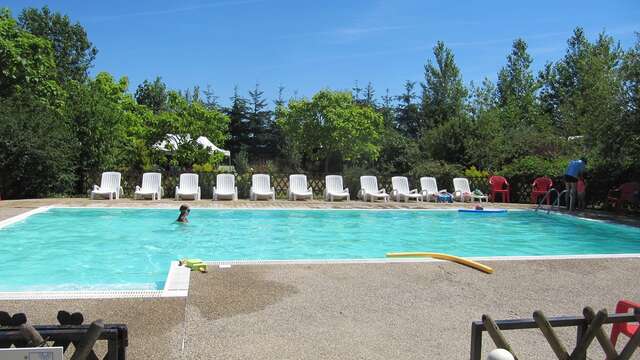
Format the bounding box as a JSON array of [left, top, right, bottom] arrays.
[[85, 0, 263, 22]]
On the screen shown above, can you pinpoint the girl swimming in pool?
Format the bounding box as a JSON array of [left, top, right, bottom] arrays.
[[176, 204, 190, 223]]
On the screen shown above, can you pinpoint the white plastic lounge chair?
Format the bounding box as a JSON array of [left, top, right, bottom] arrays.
[[391, 176, 423, 202], [288, 174, 313, 201], [175, 173, 201, 200], [420, 177, 441, 202], [250, 174, 275, 201], [358, 176, 389, 202], [213, 173, 238, 201], [91, 172, 123, 200], [134, 172, 163, 200], [453, 177, 487, 203], [324, 175, 350, 201]]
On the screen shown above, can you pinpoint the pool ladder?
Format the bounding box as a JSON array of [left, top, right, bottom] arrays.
[[535, 189, 569, 214]]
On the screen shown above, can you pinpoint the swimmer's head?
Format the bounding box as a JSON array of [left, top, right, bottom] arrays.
[[179, 204, 191, 214]]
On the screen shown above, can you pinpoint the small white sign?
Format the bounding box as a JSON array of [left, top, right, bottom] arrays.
[[0, 347, 63, 360]]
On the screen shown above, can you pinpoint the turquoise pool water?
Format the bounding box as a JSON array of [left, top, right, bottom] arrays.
[[1, 208, 639, 291]]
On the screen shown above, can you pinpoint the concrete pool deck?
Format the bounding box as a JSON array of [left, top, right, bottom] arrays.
[[1, 199, 639, 359]]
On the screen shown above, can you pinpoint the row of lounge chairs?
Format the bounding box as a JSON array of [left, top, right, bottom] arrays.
[[90, 172, 486, 202]]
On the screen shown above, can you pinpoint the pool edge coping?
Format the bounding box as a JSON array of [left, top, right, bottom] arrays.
[[0, 206, 53, 229], [203, 253, 640, 266]]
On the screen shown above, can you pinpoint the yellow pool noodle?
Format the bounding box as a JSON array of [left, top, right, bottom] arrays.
[[386, 252, 494, 274]]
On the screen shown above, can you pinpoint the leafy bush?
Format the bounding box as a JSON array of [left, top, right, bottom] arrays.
[[375, 129, 418, 174], [233, 149, 250, 175], [499, 155, 568, 178], [235, 173, 253, 198], [421, 117, 473, 165], [0, 94, 75, 198], [193, 163, 215, 173], [464, 166, 489, 178]]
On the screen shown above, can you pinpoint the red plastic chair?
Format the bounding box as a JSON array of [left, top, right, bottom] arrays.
[[531, 177, 553, 205], [610, 299, 639, 347], [607, 182, 640, 211], [489, 176, 510, 203]]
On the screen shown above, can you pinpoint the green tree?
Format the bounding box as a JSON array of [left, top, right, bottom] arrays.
[[352, 80, 363, 103], [421, 41, 467, 131], [539, 28, 594, 135], [135, 77, 169, 113], [66, 73, 135, 192], [18, 6, 97, 83], [469, 78, 498, 120], [395, 80, 421, 137], [0, 8, 61, 103], [0, 93, 75, 198], [380, 88, 395, 128], [363, 82, 376, 107], [497, 39, 539, 127], [273, 86, 301, 171], [203, 84, 219, 109], [619, 34, 640, 174], [225, 86, 250, 159], [150, 91, 230, 168], [540, 29, 625, 170], [277, 90, 384, 172], [464, 107, 505, 170], [421, 117, 473, 165], [376, 128, 417, 174], [247, 83, 273, 159], [578, 33, 624, 171]]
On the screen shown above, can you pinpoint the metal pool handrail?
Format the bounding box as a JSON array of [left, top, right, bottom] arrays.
[[535, 189, 569, 214]]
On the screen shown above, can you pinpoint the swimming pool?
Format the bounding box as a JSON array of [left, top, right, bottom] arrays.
[[1, 207, 639, 291]]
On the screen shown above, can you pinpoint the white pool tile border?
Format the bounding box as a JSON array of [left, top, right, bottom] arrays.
[[0, 206, 53, 229], [162, 261, 190, 297], [204, 253, 640, 266], [0, 290, 165, 300]]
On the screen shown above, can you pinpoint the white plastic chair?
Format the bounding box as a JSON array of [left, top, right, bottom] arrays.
[[175, 173, 201, 200], [250, 174, 275, 201], [91, 172, 123, 200], [453, 177, 487, 203], [134, 172, 163, 200], [324, 175, 350, 201], [391, 176, 423, 202], [288, 174, 313, 201], [213, 173, 238, 201], [358, 176, 389, 202], [420, 177, 440, 202]]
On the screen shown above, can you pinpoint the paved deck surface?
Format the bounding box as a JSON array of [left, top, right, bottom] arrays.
[[1, 199, 639, 359]]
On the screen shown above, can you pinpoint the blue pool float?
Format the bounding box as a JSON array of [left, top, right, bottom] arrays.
[[458, 209, 507, 213]]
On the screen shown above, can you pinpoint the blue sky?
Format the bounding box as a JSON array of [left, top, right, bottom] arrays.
[[5, 0, 639, 106]]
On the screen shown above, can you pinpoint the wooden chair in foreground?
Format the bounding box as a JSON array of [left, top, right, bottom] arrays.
[[0, 310, 128, 360], [470, 305, 639, 360]]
